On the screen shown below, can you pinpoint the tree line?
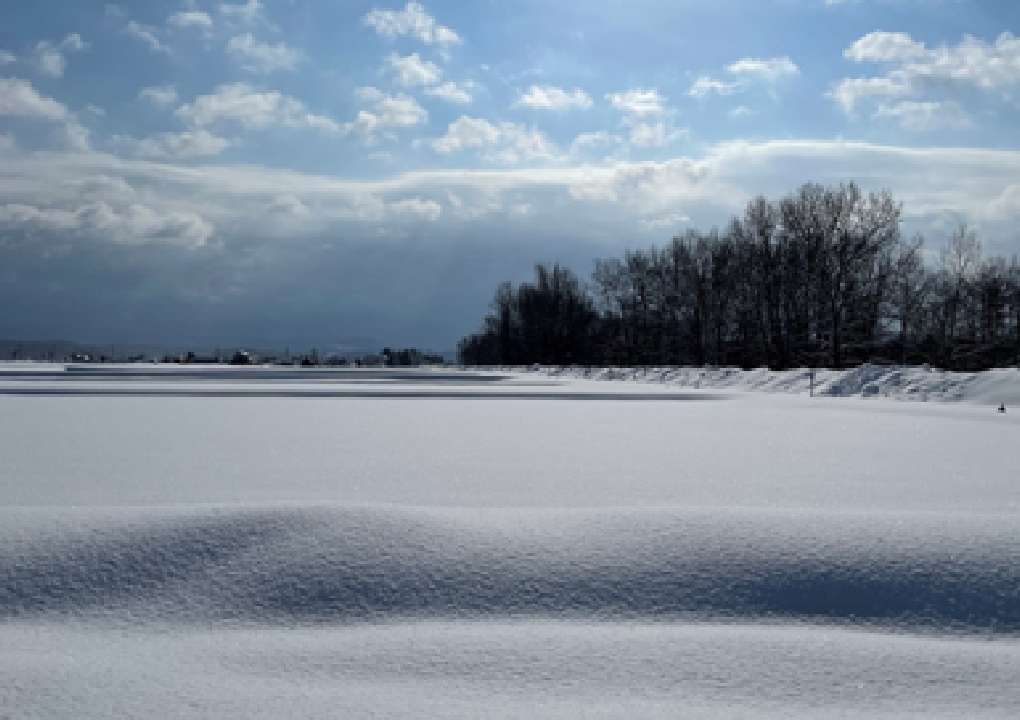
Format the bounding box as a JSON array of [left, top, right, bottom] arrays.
[[458, 183, 1020, 370]]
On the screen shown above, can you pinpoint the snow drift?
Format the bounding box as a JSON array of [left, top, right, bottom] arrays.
[[530, 363, 1020, 405], [3, 507, 1017, 633]]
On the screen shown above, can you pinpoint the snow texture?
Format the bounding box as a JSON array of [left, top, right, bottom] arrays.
[[1, 364, 1018, 717]]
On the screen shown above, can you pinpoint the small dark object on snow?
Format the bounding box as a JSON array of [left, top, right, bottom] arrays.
[[998, 404, 1006, 413]]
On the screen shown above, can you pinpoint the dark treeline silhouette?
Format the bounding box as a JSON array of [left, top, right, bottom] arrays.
[[459, 183, 1020, 370]]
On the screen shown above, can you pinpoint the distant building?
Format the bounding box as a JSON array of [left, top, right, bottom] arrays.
[[186, 352, 221, 364], [230, 350, 253, 365]]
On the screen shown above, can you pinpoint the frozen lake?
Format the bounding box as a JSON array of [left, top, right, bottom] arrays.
[[1, 365, 1018, 718]]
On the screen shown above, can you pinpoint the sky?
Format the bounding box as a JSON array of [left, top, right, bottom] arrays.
[[1, 0, 1019, 351]]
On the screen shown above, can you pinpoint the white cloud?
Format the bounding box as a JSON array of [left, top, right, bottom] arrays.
[[0, 78, 68, 120], [428, 116, 499, 152], [514, 85, 593, 110], [386, 52, 442, 86], [606, 88, 667, 115], [6, 139, 1020, 273], [86, 104, 105, 116], [0, 50, 16, 65], [134, 130, 233, 158], [169, 11, 214, 30], [726, 57, 799, 81], [834, 30, 1020, 114], [691, 57, 798, 98], [346, 87, 428, 136], [424, 81, 474, 104], [689, 76, 740, 99], [873, 100, 971, 131], [363, 3, 461, 47], [139, 84, 179, 109], [227, 34, 303, 73], [176, 83, 343, 134], [60, 34, 88, 53], [63, 175, 136, 198], [268, 194, 310, 217], [389, 197, 442, 221], [571, 131, 621, 151], [625, 120, 687, 148], [33, 34, 88, 78], [126, 21, 167, 53], [219, 0, 265, 24], [0, 201, 214, 248], [382, 53, 474, 103], [428, 115, 559, 163], [829, 75, 910, 112], [729, 106, 753, 118], [845, 31, 926, 62]]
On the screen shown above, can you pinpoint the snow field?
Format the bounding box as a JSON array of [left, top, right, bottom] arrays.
[[1, 365, 1018, 717]]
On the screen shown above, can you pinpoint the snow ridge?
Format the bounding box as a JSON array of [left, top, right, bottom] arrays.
[[528, 364, 1020, 404], [3, 508, 1018, 633]]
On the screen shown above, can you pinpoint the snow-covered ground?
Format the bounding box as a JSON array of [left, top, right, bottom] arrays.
[[528, 362, 1020, 406], [1, 364, 1018, 718]]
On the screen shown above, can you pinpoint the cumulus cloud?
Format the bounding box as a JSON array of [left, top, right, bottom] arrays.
[[606, 88, 667, 114], [219, 0, 265, 25], [689, 77, 740, 99], [514, 85, 593, 111], [386, 52, 442, 86], [0, 77, 68, 120], [0, 201, 214, 248], [345, 87, 428, 137], [424, 81, 474, 104], [363, 2, 461, 47], [168, 11, 214, 30], [427, 116, 560, 163], [33, 34, 89, 78], [139, 84, 179, 109], [829, 76, 910, 112], [625, 120, 687, 148], [691, 56, 799, 98], [727, 57, 799, 81], [133, 130, 233, 158], [176, 83, 343, 134], [844, 31, 926, 62], [382, 53, 475, 103], [227, 34, 302, 73], [833, 30, 1020, 116]]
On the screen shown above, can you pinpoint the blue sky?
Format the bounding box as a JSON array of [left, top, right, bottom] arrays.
[[1, 0, 1019, 350]]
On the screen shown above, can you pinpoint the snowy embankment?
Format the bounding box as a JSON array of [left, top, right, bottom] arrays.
[[528, 363, 1020, 406]]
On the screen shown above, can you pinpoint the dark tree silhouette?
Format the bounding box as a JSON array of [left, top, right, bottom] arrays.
[[459, 183, 1020, 371]]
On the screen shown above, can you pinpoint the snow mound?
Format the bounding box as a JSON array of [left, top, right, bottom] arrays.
[[529, 364, 1020, 404], [3, 508, 1018, 633]]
